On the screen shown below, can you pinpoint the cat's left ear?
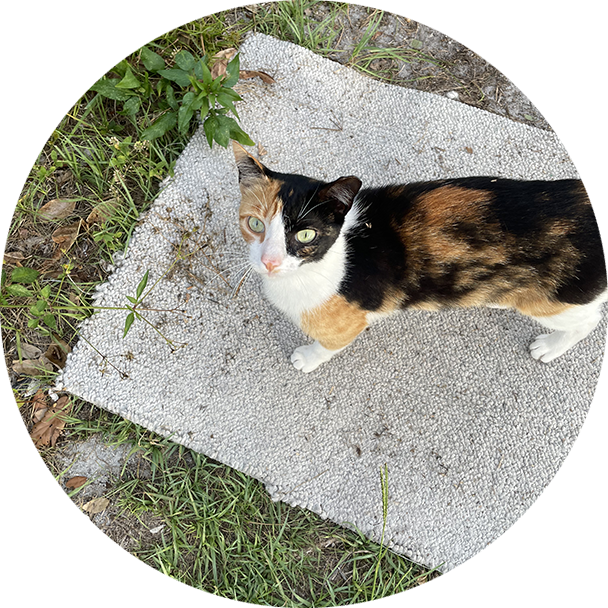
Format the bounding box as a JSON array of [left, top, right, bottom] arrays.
[[232, 141, 267, 185], [319, 176, 362, 215]]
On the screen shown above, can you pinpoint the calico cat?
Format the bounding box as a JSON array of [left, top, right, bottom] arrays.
[[233, 143, 607, 372]]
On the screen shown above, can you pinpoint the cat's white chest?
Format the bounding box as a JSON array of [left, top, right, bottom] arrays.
[[261, 233, 348, 325]]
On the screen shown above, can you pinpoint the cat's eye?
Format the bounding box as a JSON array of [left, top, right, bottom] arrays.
[[296, 229, 317, 244], [247, 217, 265, 233]]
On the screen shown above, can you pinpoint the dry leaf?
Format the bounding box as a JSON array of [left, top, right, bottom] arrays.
[[258, 142, 268, 157], [30, 395, 71, 448], [33, 407, 48, 423], [51, 220, 82, 253], [31, 389, 47, 410], [20, 343, 43, 359], [211, 58, 228, 80], [38, 199, 76, 221], [214, 48, 237, 61], [86, 199, 120, 225], [44, 338, 72, 369], [66, 476, 88, 490], [3, 251, 25, 265], [239, 69, 275, 84], [464, 146, 473, 154], [83, 497, 110, 514], [12, 357, 53, 376]]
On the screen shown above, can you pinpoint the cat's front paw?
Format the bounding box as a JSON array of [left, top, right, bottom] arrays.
[[529, 331, 571, 363], [291, 341, 336, 373]]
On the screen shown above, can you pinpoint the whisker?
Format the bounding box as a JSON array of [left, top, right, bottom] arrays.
[[231, 267, 253, 299], [299, 199, 329, 221], [296, 185, 321, 221]]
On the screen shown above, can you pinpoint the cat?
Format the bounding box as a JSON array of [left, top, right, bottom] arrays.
[[232, 143, 607, 373]]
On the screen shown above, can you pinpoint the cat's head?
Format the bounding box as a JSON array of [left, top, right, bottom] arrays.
[[233, 142, 361, 278]]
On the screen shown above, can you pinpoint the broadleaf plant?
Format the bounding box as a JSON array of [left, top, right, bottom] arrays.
[[90, 46, 254, 148]]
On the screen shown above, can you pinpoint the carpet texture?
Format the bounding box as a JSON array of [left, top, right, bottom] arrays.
[[57, 34, 606, 571]]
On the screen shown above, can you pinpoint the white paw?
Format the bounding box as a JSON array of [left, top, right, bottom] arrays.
[[290, 342, 335, 373], [529, 331, 573, 363]]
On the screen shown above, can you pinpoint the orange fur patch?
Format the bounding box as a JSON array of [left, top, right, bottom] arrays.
[[238, 180, 282, 243], [301, 295, 369, 350]]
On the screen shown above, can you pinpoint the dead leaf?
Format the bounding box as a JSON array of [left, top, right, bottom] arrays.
[[20, 343, 43, 359], [3, 251, 26, 265], [31, 389, 47, 410], [464, 146, 473, 154], [66, 476, 88, 490], [239, 69, 275, 84], [12, 357, 53, 376], [44, 342, 70, 369], [211, 58, 228, 80], [38, 199, 76, 221], [51, 220, 82, 253], [30, 395, 71, 448], [33, 407, 48, 423], [86, 198, 120, 225], [83, 497, 110, 514], [214, 48, 237, 61], [258, 142, 268, 157]]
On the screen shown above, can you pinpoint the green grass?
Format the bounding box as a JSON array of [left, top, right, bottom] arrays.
[[4, 2, 443, 604]]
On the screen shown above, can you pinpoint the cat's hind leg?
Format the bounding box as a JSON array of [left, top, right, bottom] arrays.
[[528, 292, 607, 362], [291, 341, 345, 373]]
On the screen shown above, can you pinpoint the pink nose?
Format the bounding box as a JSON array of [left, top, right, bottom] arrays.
[[262, 255, 281, 272]]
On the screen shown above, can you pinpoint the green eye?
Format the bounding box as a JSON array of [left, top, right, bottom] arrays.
[[296, 229, 317, 244], [247, 217, 265, 233]]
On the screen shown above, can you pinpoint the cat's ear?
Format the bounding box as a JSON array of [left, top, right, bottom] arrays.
[[232, 141, 267, 185], [319, 176, 362, 215]]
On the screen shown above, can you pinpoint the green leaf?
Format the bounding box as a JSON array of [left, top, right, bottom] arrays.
[[90, 78, 131, 101], [174, 50, 196, 72], [198, 59, 212, 86], [223, 115, 255, 147], [42, 314, 57, 330], [141, 46, 165, 72], [217, 93, 239, 118], [123, 312, 135, 337], [115, 65, 141, 89], [32, 299, 47, 315], [198, 96, 210, 121], [209, 114, 233, 148], [112, 59, 130, 78], [223, 53, 240, 88], [136, 270, 149, 300], [218, 87, 241, 101], [126, 295, 138, 304], [203, 114, 218, 148], [178, 104, 195, 135], [165, 83, 178, 110], [6, 284, 33, 298], [27, 318, 39, 329], [122, 96, 140, 118], [158, 68, 191, 88], [140, 112, 177, 141], [11, 267, 39, 284], [40, 285, 51, 300]]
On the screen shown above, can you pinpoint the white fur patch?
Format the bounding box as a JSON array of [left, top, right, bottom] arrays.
[[256, 206, 360, 325]]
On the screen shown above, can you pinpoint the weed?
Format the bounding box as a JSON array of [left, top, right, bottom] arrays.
[[91, 46, 253, 148]]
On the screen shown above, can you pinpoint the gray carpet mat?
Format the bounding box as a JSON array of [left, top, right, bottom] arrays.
[[57, 34, 606, 571]]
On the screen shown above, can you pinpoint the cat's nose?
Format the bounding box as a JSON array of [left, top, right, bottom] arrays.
[[263, 258, 281, 273]]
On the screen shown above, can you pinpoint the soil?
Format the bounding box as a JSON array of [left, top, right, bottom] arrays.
[[9, 1, 552, 588]]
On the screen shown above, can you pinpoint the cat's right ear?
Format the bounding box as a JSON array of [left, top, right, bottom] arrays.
[[232, 141, 267, 186]]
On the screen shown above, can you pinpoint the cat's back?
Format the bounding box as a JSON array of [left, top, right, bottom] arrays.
[[342, 177, 606, 311]]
